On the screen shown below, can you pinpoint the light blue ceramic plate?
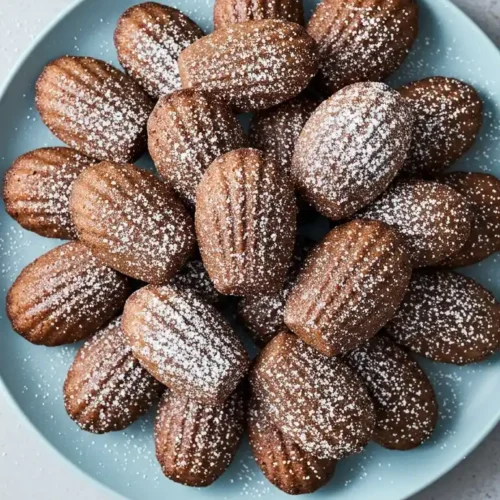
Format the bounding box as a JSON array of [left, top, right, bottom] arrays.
[[1, 0, 500, 499]]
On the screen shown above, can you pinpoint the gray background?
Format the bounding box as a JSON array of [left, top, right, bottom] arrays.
[[0, 0, 499, 499]]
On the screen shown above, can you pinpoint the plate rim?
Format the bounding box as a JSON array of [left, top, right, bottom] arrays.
[[0, 0, 499, 499]]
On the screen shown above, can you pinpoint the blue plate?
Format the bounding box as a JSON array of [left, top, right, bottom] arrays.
[[1, 0, 500, 499]]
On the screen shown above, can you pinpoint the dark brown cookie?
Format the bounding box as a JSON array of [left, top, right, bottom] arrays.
[[172, 259, 225, 305], [70, 161, 195, 284], [64, 318, 163, 433], [196, 148, 297, 296], [357, 180, 472, 267], [115, 2, 203, 99], [121, 284, 250, 405], [250, 332, 375, 460], [292, 82, 413, 220], [147, 89, 248, 205], [307, 0, 418, 95], [285, 220, 412, 357], [6, 242, 132, 346], [3, 147, 97, 239], [248, 393, 337, 494], [344, 336, 438, 450], [238, 237, 312, 346], [385, 271, 500, 365], [249, 95, 318, 178], [399, 77, 483, 176], [178, 20, 319, 112], [214, 0, 304, 30], [36, 56, 153, 162], [437, 172, 500, 267], [155, 388, 245, 486]]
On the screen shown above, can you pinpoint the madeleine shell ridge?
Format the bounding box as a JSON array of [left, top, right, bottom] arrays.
[[178, 19, 319, 112], [121, 284, 250, 405], [64, 318, 163, 433], [70, 161, 195, 284], [285, 220, 412, 357], [3, 147, 97, 239], [196, 148, 297, 296], [155, 388, 245, 486], [250, 332, 376, 460], [36, 56, 153, 162], [6, 241, 132, 346]]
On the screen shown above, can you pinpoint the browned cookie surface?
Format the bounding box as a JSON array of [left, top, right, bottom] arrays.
[[122, 284, 249, 405], [248, 393, 337, 495], [64, 318, 163, 434], [249, 95, 318, 178], [308, 0, 418, 95], [178, 19, 319, 112], [438, 172, 500, 267], [115, 2, 203, 99], [3, 147, 97, 239], [285, 220, 411, 357], [148, 89, 248, 206], [250, 332, 375, 460], [36, 56, 153, 162], [214, 0, 304, 30], [344, 336, 438, 450], [196, 148, 296, 296], [385, 271, 500, 364], [172, 259, 225, 305], [292, 82, 413, 220], [70, 161, 195, 284], [155, 388, 245, 486], [357, 180, 472, 267], [6, 242, 132, 346], [238, 237, 312, 346], [399, 77, 483, 176]]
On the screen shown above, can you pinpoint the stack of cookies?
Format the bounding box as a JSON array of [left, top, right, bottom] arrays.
[[3, 0, 500, 495]]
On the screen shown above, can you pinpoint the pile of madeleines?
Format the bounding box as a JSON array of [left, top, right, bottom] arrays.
[[3, 0, 500, 495]]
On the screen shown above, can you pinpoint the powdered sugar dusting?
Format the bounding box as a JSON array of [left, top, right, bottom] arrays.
[[64, 318, 163, 434], [3, 147, 97, 240], [385, 271, 500, 364], [292, 82, 413, 220], [357, 180, 472, 267], [155, 388, 244, 486], [122, 284, 249, 405], [6, 241, 132, 346], [115, 3, 203, 99], [70, 161, 195, 284], [251, 332, 375, 460], [345, 336, 437, 450], [35, 56, 153, 163]]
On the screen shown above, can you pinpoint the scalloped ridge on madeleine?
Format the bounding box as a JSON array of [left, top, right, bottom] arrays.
[[292, 82, 414, 221], [250, 332, 375, 460], [121, 284, 250, 405], [3, 147, 97, 239], [248, 393, 337, 494], [114, 2, 204, 99], [64, 318, 163, 434], [148, 89, 248, 206], [307, 0, 419, 95], [214, 0, 304, 30], [385, 271, 500, 365], [178, 19, 319, 112], [285, 220, 412, 357], [6, 242, 132, 346], [36, 56, 154, 163], [155, 388, 245, 486], [344, 336, 438, 450], [70, 161, 195, 284], [196, 148, 296, 296]]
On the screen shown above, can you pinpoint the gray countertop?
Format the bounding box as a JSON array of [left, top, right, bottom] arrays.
[[0, 1, 499, 499]]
